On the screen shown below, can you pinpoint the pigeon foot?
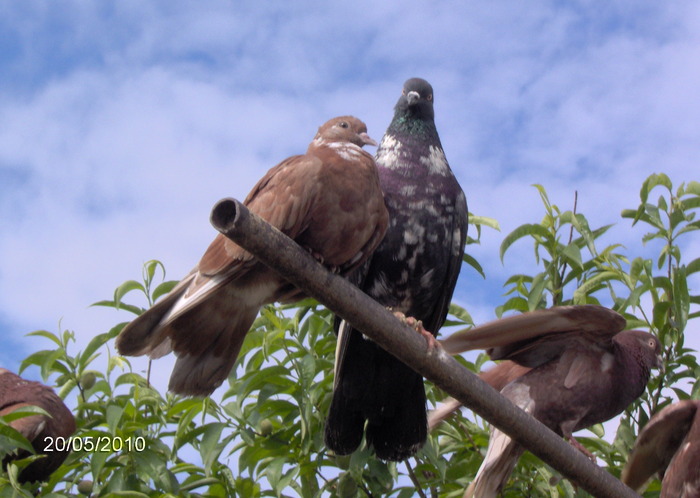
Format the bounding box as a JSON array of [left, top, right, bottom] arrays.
[[392, 311, 439, 350], [305, 246, 340, 273], [568, 437, 596, 462]]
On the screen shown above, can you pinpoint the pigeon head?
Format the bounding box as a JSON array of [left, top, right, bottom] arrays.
[[617, 329, 663, 369], [313, 116, 378, 148], [395, 77, 435, 121], [613, 329, 664, 388]]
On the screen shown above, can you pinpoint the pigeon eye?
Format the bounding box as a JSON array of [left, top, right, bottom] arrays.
[[338, 121, 349, 129], [427, 94, 433, 101]]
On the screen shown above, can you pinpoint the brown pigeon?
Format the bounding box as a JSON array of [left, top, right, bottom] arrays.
[[622, 400, 700, 497], [116, 116, 389, 396], [0, 369, 76, 483], [438, 305, 663, 498]]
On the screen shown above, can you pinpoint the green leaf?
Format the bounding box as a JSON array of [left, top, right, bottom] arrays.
[[106, 405, 126, 435], [561, 242, 583, 270], [527, 273, 547, 311], [679, 196, 700, 211], [468, 214, 500, 231], [676, 220, 700, 237], [79, 331, 117, 371], [0, 419, 41, 454], [621, 206, 644, 224], [103, 492, 150, 497], [532, 184, 552, 211], [652, 301, 672, 331], [687, 257, 700, 275], [684, 180, 700, 196], [91, 299, 144, 316], [448, 303, 474, 326], [672, 266, 690, 330], [19, 349, 55, 374], [152, 280, 178, 302], [114, 279, 146, 305], [143, 259, 166, 286], [462, 253, 486, 278], [588, 423, 605, 438], [496, 297, 529, 316], [29, 348, 67, 381], [640, 173, 672, 203], [264, 457, 286, 490], [25, 329, 62, 347], [573, 271, 618, 301], [200, 423, 226, 471], [500, 224, 553, 262]]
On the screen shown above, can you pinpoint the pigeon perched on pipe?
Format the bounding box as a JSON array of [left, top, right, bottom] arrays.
[[116, 116, 389, 396], [325, 78, 468, 461], [436, 305, 662, 497]]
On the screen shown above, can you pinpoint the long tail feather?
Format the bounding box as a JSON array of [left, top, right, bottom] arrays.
[[466, 429, 524, 498]]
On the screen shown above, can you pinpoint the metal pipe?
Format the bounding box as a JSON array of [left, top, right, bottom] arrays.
[[209, 197, 640, 498]]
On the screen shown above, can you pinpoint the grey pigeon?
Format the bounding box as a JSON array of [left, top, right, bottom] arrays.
[[0, 368, 76, 483], [116, 116, 388, 396], [325, 78, 468, 461], [622, 400, 700, 497], [438, 305, 663, 498]]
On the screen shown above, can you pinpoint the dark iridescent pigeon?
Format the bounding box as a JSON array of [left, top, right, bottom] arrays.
[[437, 305, 662, 498], [325, 78, 468, 461], [622, 400, 700, 498], [0, 369, 76, 483], [116, 116, 389, 396]]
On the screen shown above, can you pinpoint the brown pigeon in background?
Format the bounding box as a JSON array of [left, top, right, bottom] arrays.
[[622, 400, 700, 497], [0, 369, 76, 483], [437, 305, 663, 498], [116, 116, 389, 396], [324, 78, 468, 461]]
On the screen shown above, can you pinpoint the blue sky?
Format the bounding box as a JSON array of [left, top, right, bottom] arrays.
[[1, 1, 698, 398]]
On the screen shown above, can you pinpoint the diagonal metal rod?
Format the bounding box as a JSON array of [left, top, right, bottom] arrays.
[[210, 198, 640, 498]]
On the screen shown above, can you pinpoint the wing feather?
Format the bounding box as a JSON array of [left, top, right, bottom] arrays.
[[622, 401, 698, 491], [440, 305, 626, 367], [424, 190, 468, 334]]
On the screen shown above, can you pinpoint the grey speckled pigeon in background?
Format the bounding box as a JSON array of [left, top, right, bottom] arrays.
[[437, 305, 662, 498], [325, 78, 468, 461], [0, 368, 76, 483], [622, 400, 700, 498], [116, 116, 388, 397]]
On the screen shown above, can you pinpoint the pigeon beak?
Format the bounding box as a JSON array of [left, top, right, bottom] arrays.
[[406, 90, 421, 106], [359, 132, 378, 147], [655, 354, 665, 372]]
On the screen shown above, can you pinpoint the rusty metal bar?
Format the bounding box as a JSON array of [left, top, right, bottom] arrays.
[[209, 197, 640, 498]]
